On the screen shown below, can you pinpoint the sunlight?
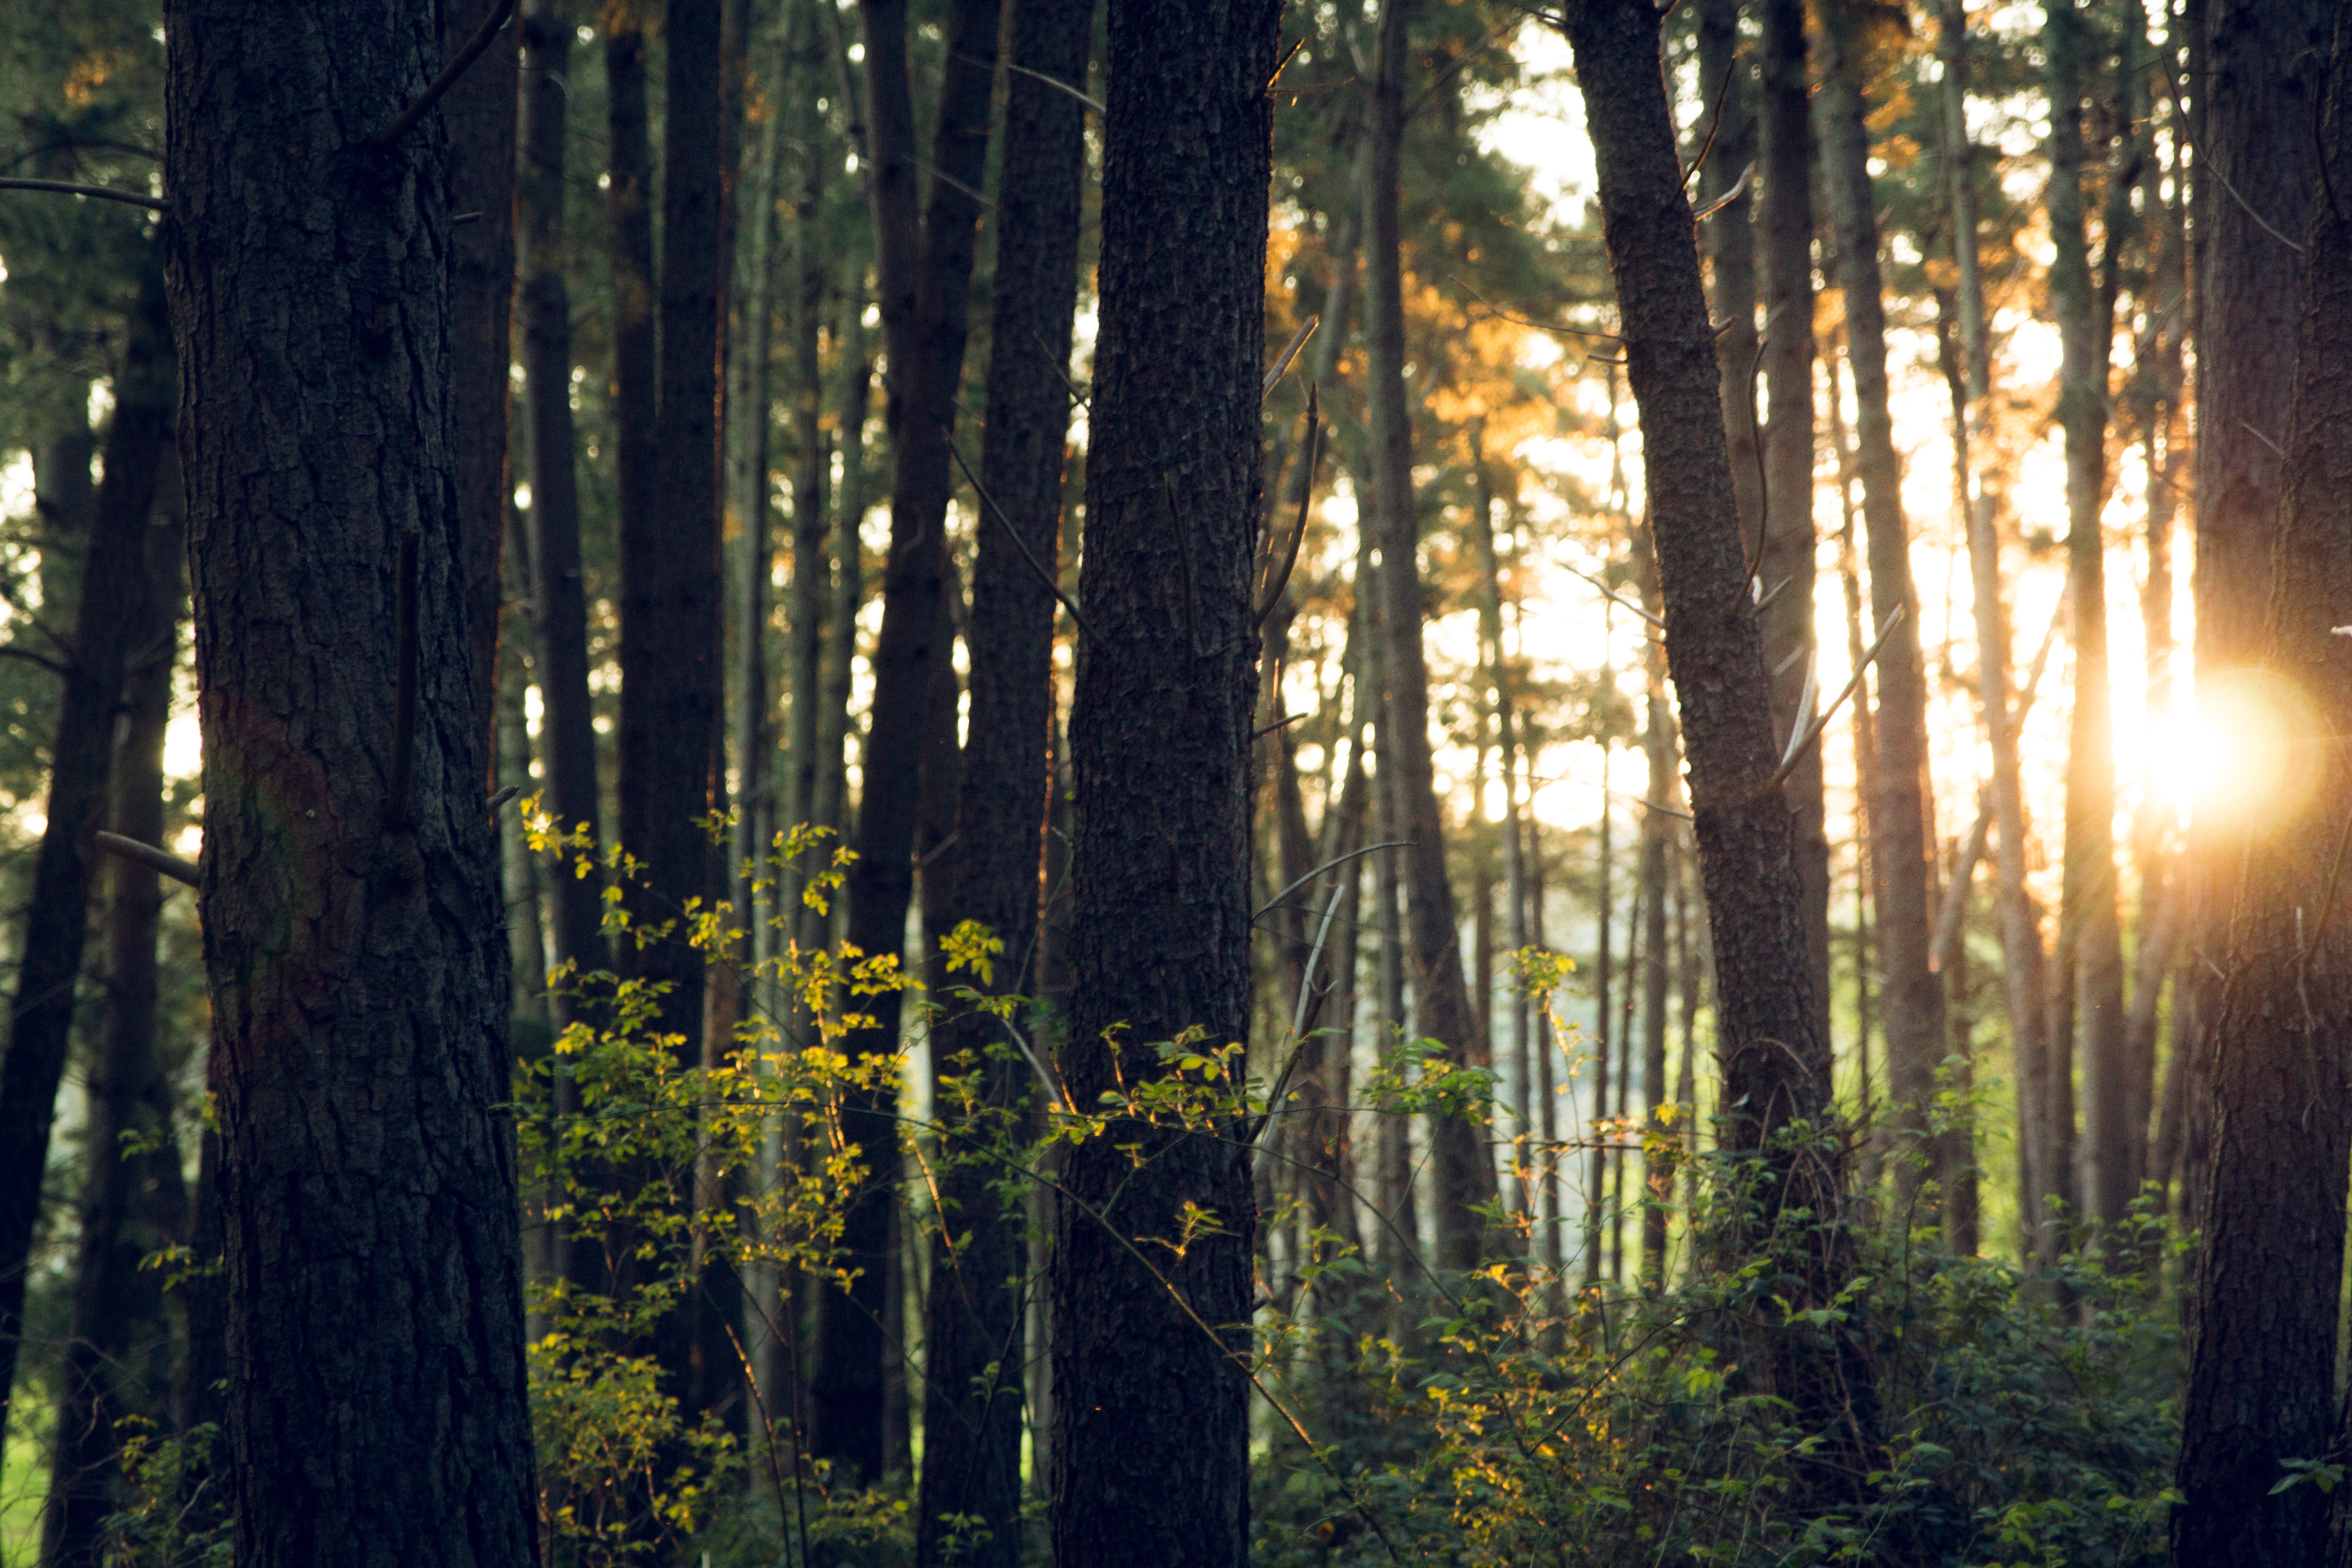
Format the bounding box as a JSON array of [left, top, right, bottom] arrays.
[[2175, 667, 2324, 831]]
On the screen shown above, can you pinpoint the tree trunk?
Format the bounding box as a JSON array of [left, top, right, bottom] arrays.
[[163, 0, 537, 1555], [2180, 5, 2345, 1556], [911, 0, 1088, 1525], [2180, 0, 2329, 1242], [1697, 0, 1760, 546], [2188, 16, 2352, 1562], [39, 333, 185, 1568], [0, 263, 173, 1442], [1050, 3, 1273, 1560], [1939, 0, 2053, 1267], [1365, 0, 1499, 1274], [2044, 0, 2133, 1244], [1586, 746, 1614, 1288], [518, 0, 608, 1007], [817, 0, 1000, 1482], [443, 0, 518, 758], [1637, 543, 1676, 1287], [1553, 0, 1878, 1511], [1822, 0, 1946, 1213], [1756, 0, 1828, 1045], [816, 284, 871, 860], [787, 3, 830, 848]]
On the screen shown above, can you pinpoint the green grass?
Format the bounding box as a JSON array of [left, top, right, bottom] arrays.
[[1, 1383, 51, 1568]]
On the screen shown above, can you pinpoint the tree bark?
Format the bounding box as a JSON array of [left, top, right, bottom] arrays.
[[2186, 15, 2352, 1562], [519, 0, 608, 1005], [1366, 0, 1500, 1273], [1554, 0, 1877, 1510], [914, 8, 1090, 1546], [443, 0, 518, 760], [1697, 0, 1760, 546], [1821, 0, 1947, 1210], [163, 0, 538, 1556], [2180, 0, 2329, 1243], [0, 262, 173, 1442], [815, 0, 1000, 1481], [37, 299, 184, 1568], [1756, 0, 1828, 1044], [1050, 2, 1274, 1561]]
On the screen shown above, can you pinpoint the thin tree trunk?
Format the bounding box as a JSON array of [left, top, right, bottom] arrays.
[[816, 285, 872, 862], [0, 265, 172, 1441], [519, 0, 607, 1006], [1586, 747, 1614, 1289], [1637, 549, 1675, 1287], [1365, 0, 1499, 1274], [1554, 0, 1879, 1511], [164, 1, 537, 1553], [787, 2, 831, 848], [814, 0, 1001, 1480], [913, 9, 1089, 1552], [40, 400, 185, 1568], [2045, 0, 2133, 1242], [1757, 0, 1828, 1045], [1698, 0, 1760, 546], [1470, 439, 1531, 1226], [1822, 0, 1946, 1211], [1940, 0, 2052, 1268], [1050, 3, 1271, 1560]]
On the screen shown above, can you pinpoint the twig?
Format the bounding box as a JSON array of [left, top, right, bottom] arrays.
[[2241, 419, 2286, 460], [1253, 386, 1320, 629], [1262, 315, 1319, 400], [1680, 47, 1739, 191], [1449, 273, 1623, 340], [1764, 605, 1904, 793], [1265, 34, 1307, 92], [1007, 59, 1104, 114], [386, 529, 421, 830], [2207, 156, 2306, 255], [0, 645, 70, 679], [1163, 472, 1199, 656], [95, 832, 199, 889], [369, 0, 519, 151], [1742, 301, 1791, 590], [1691, 162, 1753, 223], [942, 439, 1102, 647], [1566, 563, 1663, 630], [1253, 711, 1306, 740], [0, 177, 165, 212], [488, 784, 521, 812], [1255, 841, 1412, 923], [1252, 867, 1355, 1173]]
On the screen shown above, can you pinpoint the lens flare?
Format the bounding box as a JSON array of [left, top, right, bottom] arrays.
[[2174, 668, 2326, 831]]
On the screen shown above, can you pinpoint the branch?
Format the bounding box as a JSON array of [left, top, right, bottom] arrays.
[[942, 438, 1102, 647], [95, 832, 199, 889], [1262, 315, 1318, 400], [1254, 841, 1412, 923], [0, 645, 70, 679], [1566, 563, 1663, 630], [1007, 59, 1104, 114], [368, 0, 519, 151], [1253, 385, 1320, 630], [1764, 604, 1905, 793], [0, 177, 165, 212]]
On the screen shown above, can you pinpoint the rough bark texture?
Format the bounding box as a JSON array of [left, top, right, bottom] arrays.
[[36, 285, 183, 1568], [518, 0, 608, 995], [1822, 0, 1946, 1204], [914, 4, 1090, 1554], [2187, 15, 2352, 1562], [442, 0, 517, 758], [2181, 0, 2329, 1248], [1756, 0, 1828, 1038], [1050, 1, 1274, 1562], [0, 263, 173, 1439], [1555, 0, 1876, 1511], [1697, 0, 1759, 545], [1366, 0, 1501, 1272], [162, 1, 538, 1559], [816, 0, 1000, 1481]]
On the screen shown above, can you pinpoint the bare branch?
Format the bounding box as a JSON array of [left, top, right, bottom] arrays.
[[95, 831, 199, 889], [0, 177, 164, 212]]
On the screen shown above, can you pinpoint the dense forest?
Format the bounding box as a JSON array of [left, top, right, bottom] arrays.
[[0, 0, 2347, 1562]]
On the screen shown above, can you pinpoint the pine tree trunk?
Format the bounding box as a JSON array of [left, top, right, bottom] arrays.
[[813, 0, 1000, 1480], [2180, 4, 2343, 1554], [0, 264, 173, 1441], [1637, 541, 1676, 1286], [443, 0, 518, 757], [1050, 3, 1274, 1560], [1697, 0, 1760, 545], [39, 346, 185, 1568], [1822, 0, 1946, 1209], [912, 10, 1089, 1552], [163, 0, 537, 1554], [1553, 0, 1878, 1511], [518, 0, 608, 1005], [1756, 0, 1828, 1044], [1939, 0, 2052, 1266], [1586, 750, 1613, 1288], [1365, 0, 1499, 1273], [2187, 16, 2352, 1562]]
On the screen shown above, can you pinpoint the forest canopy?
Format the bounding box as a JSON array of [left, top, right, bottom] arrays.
[[0, 0, 2345, 1565]]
